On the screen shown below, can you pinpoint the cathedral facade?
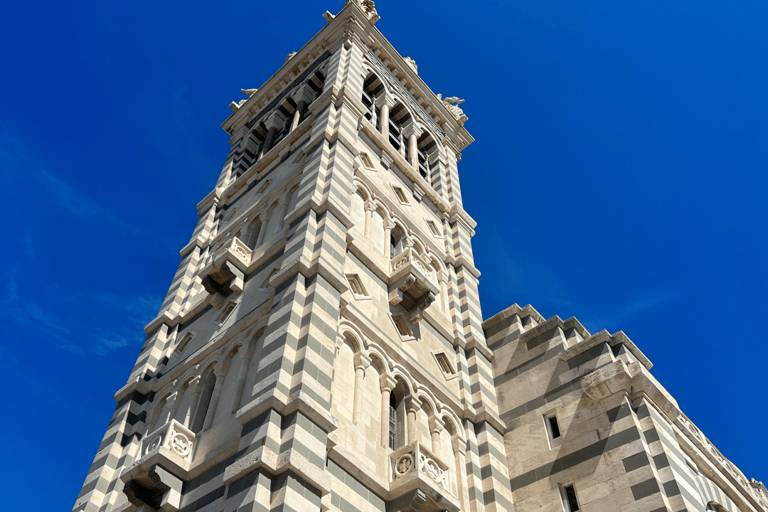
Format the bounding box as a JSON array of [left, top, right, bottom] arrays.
[[72, 3, 767, 512]]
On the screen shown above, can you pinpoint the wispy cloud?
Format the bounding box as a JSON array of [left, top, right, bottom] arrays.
[[577, 292, 676, 334], [488, 227, 676, 335], [0, 122, 142, 236]]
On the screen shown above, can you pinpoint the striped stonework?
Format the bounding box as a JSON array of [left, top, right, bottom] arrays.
[[72, 3, 765, 512]]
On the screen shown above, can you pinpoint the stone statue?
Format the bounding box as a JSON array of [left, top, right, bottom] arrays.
[[229, 88, 259, 111], [361, 0, 377, 16], [438, 95, 468, 126], [404, 57, 418, 74]]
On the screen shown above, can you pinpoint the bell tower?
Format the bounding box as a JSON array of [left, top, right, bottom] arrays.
[[71, 2, 515, 512]]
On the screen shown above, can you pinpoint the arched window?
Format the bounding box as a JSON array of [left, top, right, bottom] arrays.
[[416, 132, 438, 182], [191, 367, 216, 433], [389, 380, 408, 450], [245, 217, 263, 250], [362, 73, 384, 125], [235, 125, 267, 178], [388, 103, 411, 160], [390, 225, 407, 259]]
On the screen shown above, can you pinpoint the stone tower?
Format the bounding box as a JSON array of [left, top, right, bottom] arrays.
[[72, 3, 511, 511], [72, 2, 768, 512]]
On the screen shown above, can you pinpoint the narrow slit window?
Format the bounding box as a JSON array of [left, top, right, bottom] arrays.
[[426, 219, 441, 237], [346, 274, 367, 297], [435, 353, 455, 375], [392, 314, 411, 337], [563, 485, 580, 511], [217, 301, 237, 322], [175, 332, 195, 353], [257, 180, 272, 194], [548, 415, 561, 439], [360, 152, 374, 169], [389, 393, 397, 450]]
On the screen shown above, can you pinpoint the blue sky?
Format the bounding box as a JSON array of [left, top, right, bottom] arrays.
[[1, 0, 766, 509]]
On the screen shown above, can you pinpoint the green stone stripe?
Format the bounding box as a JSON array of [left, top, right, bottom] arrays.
[[509, 426, 643, 491]]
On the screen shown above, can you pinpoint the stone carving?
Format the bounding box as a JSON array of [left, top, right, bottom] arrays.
[[230, 236, 252, 263], [390, 249, 435, 283], [284, 52, 297, 64], [141, 419, 196, 464], [170, 433, 191, 457], [676, 414, 759, 502], [230, 88, 259, 112], [361, 0, 378, 17], [390, 443, 451, 495], [438, 94, 468, 126], [404, 56, 418, 74], [417, 451, 448, 491], [396, 453, 414, 475], [749, 479, 768, 506]]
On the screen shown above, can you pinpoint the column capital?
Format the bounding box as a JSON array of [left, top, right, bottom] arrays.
[[452, 435, 467, 455], [291, 83, 316, 105], [187, 375, 203, 390], [403, 121, 423, 139], [405, 395, 422, 414], [380, 375, 396, 392], [375, 93, 396, 109], [354, 353, 372, 371], [429, 416, 445, 435], [265, 110, 288, 130]]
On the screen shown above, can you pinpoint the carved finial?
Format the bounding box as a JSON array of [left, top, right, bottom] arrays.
[[361, 0, 376, 14], [284, 52, 297, 64], [404, 57, 418, 74], [441, 96, 468, 126], [349, 0, 379, 23]]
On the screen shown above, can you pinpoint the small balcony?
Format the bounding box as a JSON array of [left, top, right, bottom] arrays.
[[119, 420, 193, 511], [141, 419, 196, 467], [200, 236, 251, 306], [388, 248, 440, 323], [388, 442, 460, 512]]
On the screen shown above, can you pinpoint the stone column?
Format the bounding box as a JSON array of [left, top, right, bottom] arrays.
[[202, 362, 226, 431], [231, 339, 256, 413], [403, 123, 421, 169], [379, 103, 390, 137], [453, 436, 471, 511], [183, 376, 203, 428], [380, 375, 396, 448], [430, 417, 445, 455], [274, 201, 288, 233], [290, 84, 315, 132], [259, 111, 287, 159], [377, 95, 394, 138], [147, 391, 175, 434], [383, 219, 393, 257], [353, 354, 372, 425], [255, 218, 267, 247], [364, 203, 373, 238], [405, 396, 421, 445], [163, 391, 180, 425]]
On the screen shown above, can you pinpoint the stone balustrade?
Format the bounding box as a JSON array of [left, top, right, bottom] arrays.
[[391, 442, 450, 492], [388, 249, 440, 323], [142, 419, 196, 466], [389, 247, 434, 284]]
